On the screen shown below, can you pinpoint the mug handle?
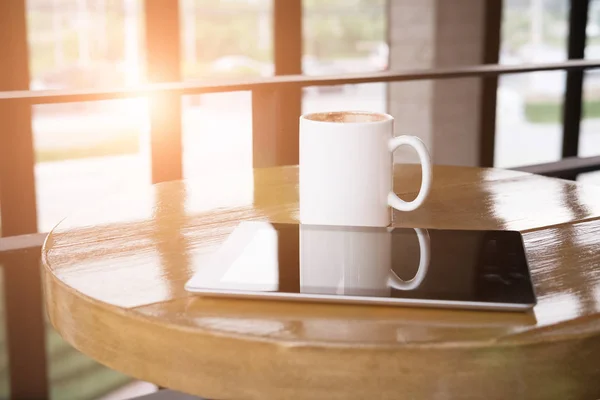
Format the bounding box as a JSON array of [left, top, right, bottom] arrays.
[[386, 136, 432, 212], [388, 228, 430, 291]]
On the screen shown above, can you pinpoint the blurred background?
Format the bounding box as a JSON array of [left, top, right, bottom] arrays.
[[0, 0, 598, 398], [25, 0, 600, 233]]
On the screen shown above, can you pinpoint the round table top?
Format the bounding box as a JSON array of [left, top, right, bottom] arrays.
[[43, 165, 600, 400]]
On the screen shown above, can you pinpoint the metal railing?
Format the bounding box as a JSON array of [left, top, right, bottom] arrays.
[[1, 0, 600, 398]]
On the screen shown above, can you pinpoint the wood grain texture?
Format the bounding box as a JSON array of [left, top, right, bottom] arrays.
[[42, 165, 600, 399]]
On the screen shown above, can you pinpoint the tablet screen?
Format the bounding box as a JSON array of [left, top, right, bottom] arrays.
[[186, 222, 536, 306]]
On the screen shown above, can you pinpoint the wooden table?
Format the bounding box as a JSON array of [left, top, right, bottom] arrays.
[[42, 165, 600, 400]]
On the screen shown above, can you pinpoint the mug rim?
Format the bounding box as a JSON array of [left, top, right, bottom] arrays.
[[300, 111, 393, 124]]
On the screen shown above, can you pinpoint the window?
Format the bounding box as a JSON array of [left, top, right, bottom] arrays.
[[581, 0, 600, 160], [302, 0, 387, 115], [27, 0, 149, 232], [180, 0, 273, 179], [495, 0, 569, 168]]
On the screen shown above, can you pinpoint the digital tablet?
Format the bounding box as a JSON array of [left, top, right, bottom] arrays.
[[185, 222, 537, 312]]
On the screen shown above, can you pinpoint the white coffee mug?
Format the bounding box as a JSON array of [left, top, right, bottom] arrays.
[[300, 225, 430, 297], [299, 111, 432, 227]]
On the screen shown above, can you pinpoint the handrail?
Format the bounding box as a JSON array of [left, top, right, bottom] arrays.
[[514, 155, 600, 178], [2, 59, 600, 104], [0, 233, 47, 260]]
